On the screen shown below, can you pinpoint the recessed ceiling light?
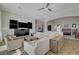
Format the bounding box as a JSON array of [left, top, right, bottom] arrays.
[[18, 6, 22, 9], [17, 4, 22, 9]]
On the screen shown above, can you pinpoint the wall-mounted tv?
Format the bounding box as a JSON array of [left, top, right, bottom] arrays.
[[27, 22, 32, 29], [14, 29, 29, 36], [19, 22, 27, 28], [9, 20, 18, 29]]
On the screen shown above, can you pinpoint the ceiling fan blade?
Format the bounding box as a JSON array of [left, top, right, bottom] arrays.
[[46, 3, 50, 8], [38, 8, 45, 10], [48, 8, 52, 12]]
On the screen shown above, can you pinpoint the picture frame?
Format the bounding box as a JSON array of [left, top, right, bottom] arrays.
[[72, 24, 76, 28], [48, 25, 51, 31]]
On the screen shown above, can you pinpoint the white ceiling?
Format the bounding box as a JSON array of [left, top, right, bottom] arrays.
[[0, 3, 79, 21]]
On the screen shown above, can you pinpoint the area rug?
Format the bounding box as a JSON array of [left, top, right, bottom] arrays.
[[47, 39, 79, 55]]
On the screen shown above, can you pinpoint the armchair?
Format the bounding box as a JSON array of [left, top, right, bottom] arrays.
[[4, 36, 23, 51]]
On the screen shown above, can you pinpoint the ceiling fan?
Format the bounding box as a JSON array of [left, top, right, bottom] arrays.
[[38, 3, 53, 12]]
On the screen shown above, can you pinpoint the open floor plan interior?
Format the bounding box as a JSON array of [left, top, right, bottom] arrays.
[[0, 3, 79, 55]]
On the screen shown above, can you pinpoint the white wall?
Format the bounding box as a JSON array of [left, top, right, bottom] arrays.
[[47, 7, 79, 21], [1, 11, 35, 37], [48, 16, 79, 31], [0, 10, 2, 42]]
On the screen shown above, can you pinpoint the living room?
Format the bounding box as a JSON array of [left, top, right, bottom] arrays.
[[0, 3, 79, 55]]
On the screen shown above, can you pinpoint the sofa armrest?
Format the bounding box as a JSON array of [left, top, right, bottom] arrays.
[[36, 37, 49, 55], [7, 39, 23, 51]]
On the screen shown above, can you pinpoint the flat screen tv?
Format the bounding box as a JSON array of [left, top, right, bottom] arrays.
[[9, 20, 18, 29], [27, 22, 32, 29], [19, 22, 27, 28], [14, 29, 29, 36]]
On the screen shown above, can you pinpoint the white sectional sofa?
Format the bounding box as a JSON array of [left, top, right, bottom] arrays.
[[24, 37, 49, 55], [34, 31, 63, 39], [24, 31, 63, 55]]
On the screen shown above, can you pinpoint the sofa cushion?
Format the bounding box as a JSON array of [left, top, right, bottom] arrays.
[[34, 32, 45, 38], [5, 36, 11, 41], [6, 35, 14, 41], [8, 36, 14, 40], [48, 34, 59, 39]]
